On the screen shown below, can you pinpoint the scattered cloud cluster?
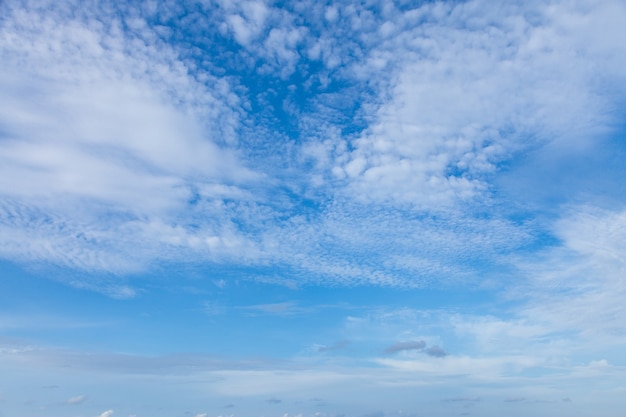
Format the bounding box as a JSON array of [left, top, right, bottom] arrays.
[[3, 335, 624, 416], [0, 0, 270, 277], [1, 0, 624, 290], [1, 0, 626, 416]]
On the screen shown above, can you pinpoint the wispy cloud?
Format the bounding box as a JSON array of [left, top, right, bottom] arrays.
[[240, 301, 303, 316], [317, 340, 350, 353], [443, 397, 480, 403], [513, 206, 626, 345], [504, 397, 526, 403], [383, 341, 425, 354], [65, 394, 87, 405]]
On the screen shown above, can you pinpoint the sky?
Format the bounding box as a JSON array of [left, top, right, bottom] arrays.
[[1, 0, 626, 416]]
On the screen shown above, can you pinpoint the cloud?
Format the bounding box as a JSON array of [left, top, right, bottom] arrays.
[[317, 340, 350, 353], [443, 397, 480, 403], [1, 16, 626, 417], [504, 397, 526, 403], [221, 0, 270, 47], [1, 333, 622, 415], [0, 0, 261, 279], [208, 369, 355, 397], [240, 301, 303, 316], [376, 352, 542, 381], [326, 0, 626, 209], [383, 341, 447, 357], [424, 346, 448, 358], [98, 411, 114, 417], [1, 0, 623, 296], [513, 206, 626, 343], [66, 394, 87, 405], [384, 341, 426, 354], [0, 340, 283, 376], [361, 412, 384, 417]]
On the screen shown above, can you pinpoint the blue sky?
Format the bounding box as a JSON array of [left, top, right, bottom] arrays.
[[1, 0, 626, 416]]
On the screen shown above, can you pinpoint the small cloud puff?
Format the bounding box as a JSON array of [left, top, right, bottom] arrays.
[[66, 394, 87, 405]]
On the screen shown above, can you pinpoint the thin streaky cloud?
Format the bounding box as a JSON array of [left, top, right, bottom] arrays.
[[65, 394, 87, 405], [383, 341, 426, 354]]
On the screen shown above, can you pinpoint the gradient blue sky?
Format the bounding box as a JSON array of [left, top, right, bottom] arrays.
[[1, 0, 626, 416]]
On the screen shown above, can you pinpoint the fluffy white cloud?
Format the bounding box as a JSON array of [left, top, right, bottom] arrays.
[[330, 0, 626, 208], [220, 0, 270, 46], [0, 0, 260, 276], [1, 0, 625, 293], [65, 394, 87, 405]]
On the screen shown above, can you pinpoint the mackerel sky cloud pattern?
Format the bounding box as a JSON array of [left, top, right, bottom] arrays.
[[1, 0, 626, 416]]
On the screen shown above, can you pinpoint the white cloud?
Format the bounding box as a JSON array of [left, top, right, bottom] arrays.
[[227, 14, 255, 46], [208, 369, 355, 396], [1, 5, 625, 417], [2, 333, 625, 415], [255, 200, 533, 287], [1, 0, 625, 297], [222, 0, 270, 46], [324, 6, 338, 23], [516, 206, 626, 344], [239, 301, 302, 315], [329, 0, 626, 208], [261, 26, 306, 77], [376, 354, 541, 380], [0, 0, 260, 276], [66, 394, 87, 404]]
